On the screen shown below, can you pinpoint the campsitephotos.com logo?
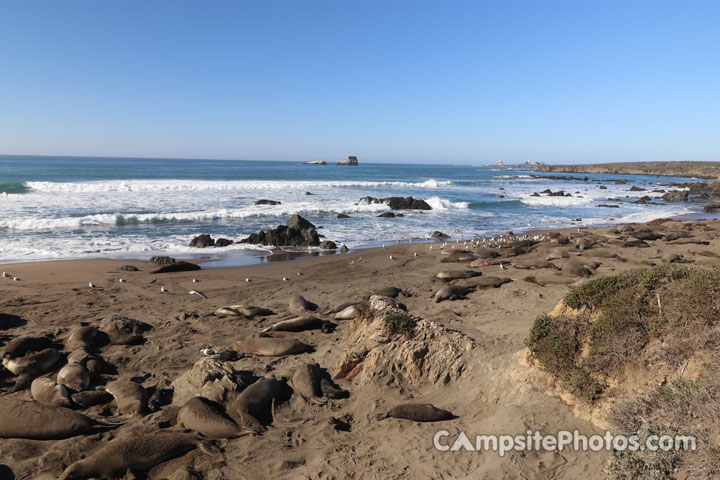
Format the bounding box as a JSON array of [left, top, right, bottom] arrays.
[[433, 429, 696, 457]]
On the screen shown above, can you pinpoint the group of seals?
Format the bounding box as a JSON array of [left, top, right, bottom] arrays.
[[178, 396, 253, 439]]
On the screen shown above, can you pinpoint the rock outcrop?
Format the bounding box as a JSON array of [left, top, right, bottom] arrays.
[[335, 296, 476, 386], [662, 190, 689, 202], [189, 235, 234, 248], [337, 156, 359, 165], [356, 196, 432, 210], [240, 215, 323, 247], [171, 357, 254, 405]]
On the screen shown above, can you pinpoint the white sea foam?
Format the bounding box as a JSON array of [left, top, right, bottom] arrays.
[[25, 178, 453, 193], [424, 196, 470, 210]]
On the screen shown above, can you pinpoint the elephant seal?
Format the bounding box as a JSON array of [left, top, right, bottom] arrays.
[[262, 316, 323, 333], [372, 287, 402, 298], [288, 295, 317, 314], [433, 285, 475, 303], [31, 377, 73, 407], [291, 363, 322, 400], [0, 335, 52, 358], [325, 301, 361, 314], [59, 432, 216, 480], [71, 389, 113, 408], [320, 377, 349, 399], [57, 364, 90, 391], [230, 338, 312, 356], [66, 349, 90, 365], [227, 377, 283, 429], [215, 305, 274, 318], [3, 348, 61, 391], [0, 399, 117, 439], [105, 379, 148, 415], [436, 270, 482, 280], [178, 396, 253, 438], [65, 325, 98, 351], [523, 274, 576, 286], [334, 306, 358, 320], [440, 252, 477, 263], [512, 259, 558, 270], [466, 276, 512, 289], [376, 403, 456, 422]]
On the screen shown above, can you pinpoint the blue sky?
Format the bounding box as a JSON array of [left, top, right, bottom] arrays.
[[1, 1, 718, 164]]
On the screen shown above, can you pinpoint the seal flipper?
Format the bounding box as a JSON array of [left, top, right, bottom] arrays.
[[7, 373, 32, 393], [376, 412, 389, 421]]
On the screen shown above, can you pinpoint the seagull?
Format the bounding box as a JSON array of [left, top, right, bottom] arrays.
[[160, 286, 168, 293], [12, 277, 20, 281], [2, 272, 10, 278], [499, 262, 507, 270], [189, 290, 207, 299], [413, 252, 418, 257], [88, 282, 96, 288], [245, 278, 252, 282], [349, 260, 355, 265], [296, 272, 303, 276], [192, 278, 199, 283], [200, 347, 217, 356], [118, 279, 127, 283], [389, 255, 395, 260], [282, 277, 290, 281], [429, 246, 433, 250]]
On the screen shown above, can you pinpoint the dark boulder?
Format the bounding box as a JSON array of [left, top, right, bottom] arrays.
[[629, 186, 646, 191], [119, 265, 140, 271], [254, 199, 281, 205], [149, 256, 176, 265], [240, 214, 322, 247], [189, 234, 215, 248], [337, 213, 351, 219], [319, 241, 337, 250], [431, 231, 450, 239], [384, 197, 432, 210], [215, 238, 234, 247], [662, 190, 689, 202], [377, 212, 395, 218], [704, 204, 720, 213]]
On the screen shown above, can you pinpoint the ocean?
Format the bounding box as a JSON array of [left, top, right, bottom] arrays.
[[0, 155, 705, 264]]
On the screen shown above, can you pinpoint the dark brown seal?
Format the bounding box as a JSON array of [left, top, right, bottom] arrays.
[[376, 403, 456, 422]]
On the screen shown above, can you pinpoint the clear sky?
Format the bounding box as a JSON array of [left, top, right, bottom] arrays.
[[1, 1, 718, 164]]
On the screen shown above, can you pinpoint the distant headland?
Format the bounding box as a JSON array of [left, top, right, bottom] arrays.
[[533, 161, 720, 179]]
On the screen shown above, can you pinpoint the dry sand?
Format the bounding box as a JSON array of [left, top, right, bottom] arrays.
[[1, 218, 718, 479]]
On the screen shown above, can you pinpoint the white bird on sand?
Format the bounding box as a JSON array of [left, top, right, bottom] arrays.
[[13, 277, 20, 281], [282, 277, 290, 281], [88, 282, 96, 288], [389, 255, 395, 260], [192, 278, 199, 283], [429, 246, 433, 250], [189, 290, 207, 299], [201, 347, 217, 356], [245, 278, 251, 282], [160, 286, 168, 293], [413, 252, 418, 257], [2, 272, 10, 278], [499, 262, 507, 270], [118, 279, 127, 283], [296, 272, 303, 276]]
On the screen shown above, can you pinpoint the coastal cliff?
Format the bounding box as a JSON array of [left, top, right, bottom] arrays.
[[534, 161, 720, 179]]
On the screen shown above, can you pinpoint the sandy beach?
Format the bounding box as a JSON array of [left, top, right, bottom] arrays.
[[2, 216, 719, 479]]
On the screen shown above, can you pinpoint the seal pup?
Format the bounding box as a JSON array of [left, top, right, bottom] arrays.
[[435, 270, 482, 280], [70, 389, 113, 408], [215, 305, 274, 318], [0, 399, 119, 439], [31, 377, 74, 407], [291, 363, 322, 401], [288, 294, 317, 314], [65, 325, 98, 351], [334, 305, 358, 320], [57, 364, 91, 391], [230, 338, 312, 356], [227, 376, 283, 429], [58, 432, 216, 480], [105, 379, 148, 415], [262, 316, 323, 333], [324, 301, 361, 315], [376, 403, 456, 422], [440, 252, 477, 263], [0, 335, 52, 358], [3, 348, 61, 391], [433, 285, 475, 303], [178, 396, 254, 438]]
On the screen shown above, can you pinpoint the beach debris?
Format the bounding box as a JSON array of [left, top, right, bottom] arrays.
[[189, 290, 207, 299], [160, 286, 168, 293]]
